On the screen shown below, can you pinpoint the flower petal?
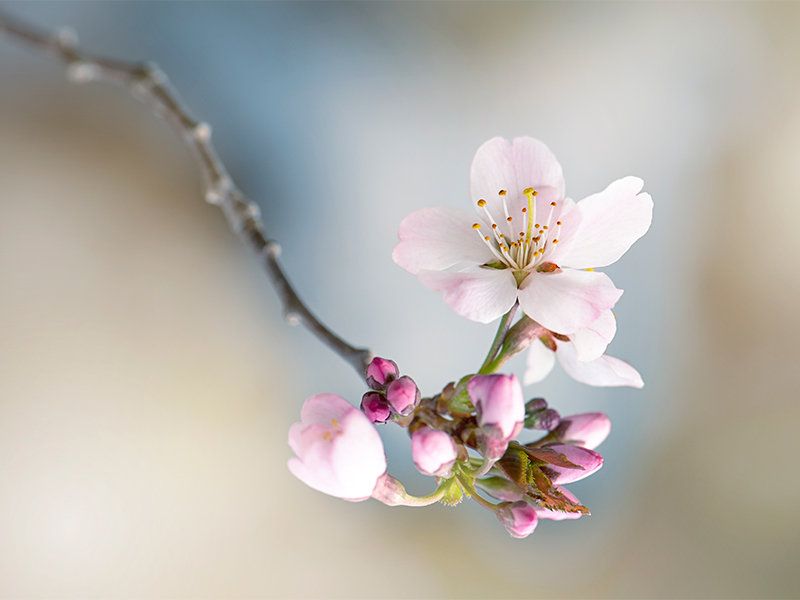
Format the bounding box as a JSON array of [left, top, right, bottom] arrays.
[[545, 444, 604, 485], [517, 269, 623, 334], [555, 176, 653, 269], [418, 266, 518, 323], [524, 338, 556, 385], [392, 207, 495, 275], [556, 343, 644, 388], [470, 137, 565, 225], [570, 310, 617, 362]]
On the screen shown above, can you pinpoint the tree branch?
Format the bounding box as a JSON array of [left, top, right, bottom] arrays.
[[0, 10, 373, 379]]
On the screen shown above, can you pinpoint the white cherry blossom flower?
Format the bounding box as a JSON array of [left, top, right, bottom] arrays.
[[393, 137, 652, 334]]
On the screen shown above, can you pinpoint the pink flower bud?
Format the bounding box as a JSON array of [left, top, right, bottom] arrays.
[[385, 376, 420, 416], [468, 374, 525, 442], [365, 356, 399, 389], [496, 501, 539, 539], [559, 412, 611, 450], [411, 428, 457, 477], [288, 393, 386, 501], [544, 444, 603, 484], [360, 392, 391, 424]]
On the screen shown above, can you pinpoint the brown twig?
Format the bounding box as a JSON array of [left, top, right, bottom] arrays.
[[0, 11, 373, 379]]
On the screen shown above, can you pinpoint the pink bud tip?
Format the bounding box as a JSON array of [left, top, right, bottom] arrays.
[[496, 501, 539, 539], [411, 428, 458, 477], [365, 357, 399, 389], [361, 392, 392, 424], [544, 444, 604, 484], [559, 413, 611, 450], [468, 374, 525, 442], [385, 376, 420, 416]]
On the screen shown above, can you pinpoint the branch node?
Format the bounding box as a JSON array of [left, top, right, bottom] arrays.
[[285, 311, 301, 326], [265, 240, 282, 258]]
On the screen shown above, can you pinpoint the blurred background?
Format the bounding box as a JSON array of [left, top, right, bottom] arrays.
[[1, 1, 799, 598]]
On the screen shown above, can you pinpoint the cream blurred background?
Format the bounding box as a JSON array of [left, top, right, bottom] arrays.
[[1, 2, 799, 598]]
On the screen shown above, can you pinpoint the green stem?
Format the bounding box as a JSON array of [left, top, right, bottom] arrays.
[[478, 303, 518, 374]]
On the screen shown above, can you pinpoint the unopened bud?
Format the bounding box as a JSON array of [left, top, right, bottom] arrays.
[[468, 374, 525, 443], [527, 408, 561, 431], [558, 413, 611, 450], [361, 392, 391, 424], [496, 501, 539, 539], [411, 428, 457, 477], [365, 356, 399, 390], [385, 376, 420, 416]]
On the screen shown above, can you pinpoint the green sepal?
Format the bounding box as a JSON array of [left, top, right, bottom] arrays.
[[439, 477, 466, 507]]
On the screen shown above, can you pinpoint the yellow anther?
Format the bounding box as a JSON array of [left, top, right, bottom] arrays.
[[472, 223, 481, 229], [477, 199, 487, 207], [534, 224, 540, 228], [331, 418, 340, 427], [484, 236, 490, 241], [492, 223, 498, 229], [553, 239, 559, 244], [506, 216, 513, 222], [499, 189, 507, 196], [556, 220, 562, 226], [550, 201, 557, 207]]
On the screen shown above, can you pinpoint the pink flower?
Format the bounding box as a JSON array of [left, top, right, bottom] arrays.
[[365, 356, 399, 390], [468, 374, 525, 460], [558, 413, 611, 450], [288, 393, 387, 501], [535, 486, 584, 521], [411, 428, 458, 477], [393, 137, 652, 331], [496, 501, 539, 539], [543, 444, 603, 485], [385, 376, 421, 416]]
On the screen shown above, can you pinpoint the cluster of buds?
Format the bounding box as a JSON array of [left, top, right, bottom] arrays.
[[360, 358, 421, 423], [288, 356, 611, 538]]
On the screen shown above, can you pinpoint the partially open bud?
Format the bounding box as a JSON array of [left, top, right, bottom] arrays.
[[411, 428, 457, 477], [477, 476, 526, 502], [496, 501, 539, 539], [544, 444, 604, 484], [529, 408, 561, 431], [386, 376, 421, 416], [558, 413, 611, 450], [361, 392, 391, 424], [365, 356, 399, 390], [468, 374, 525, 452]]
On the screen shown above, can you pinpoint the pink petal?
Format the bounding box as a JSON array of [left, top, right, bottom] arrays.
[[328, 410, 388, 500], [418, 266, 518, 324], [392, 207, 494, 275], [517, 269, 623, 334], [570, 310, 617, 362], [555, 176, 653, 269], [559, 413, 611, 450], [300, 393, 356, 426], [470, 137, 565, 225], [523, 338, 556, 385], [556, 343, 644, 388]]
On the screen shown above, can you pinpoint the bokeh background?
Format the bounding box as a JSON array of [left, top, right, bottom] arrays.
[[1, 1, 799, 598]]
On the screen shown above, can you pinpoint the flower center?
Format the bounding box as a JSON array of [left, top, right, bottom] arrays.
[[471, 187, 563, 275], [321, 417, 343, 442]]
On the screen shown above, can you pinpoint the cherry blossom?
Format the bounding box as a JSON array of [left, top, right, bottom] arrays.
[[288, 393, 387, 501], [393, 137, 652, 333]]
